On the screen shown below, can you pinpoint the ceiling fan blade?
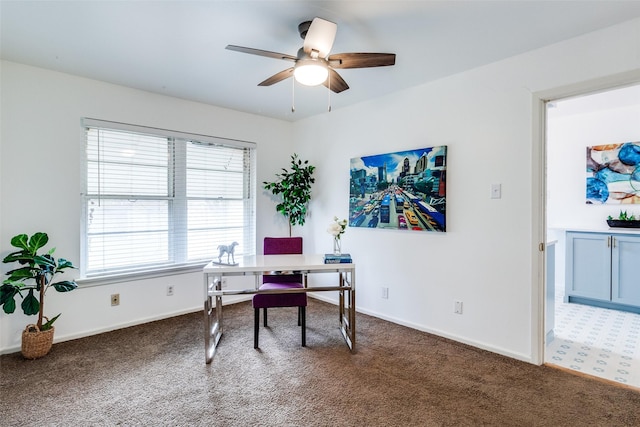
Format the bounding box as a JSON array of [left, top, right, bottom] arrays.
[[226, 45, 297, 62], [303, 17, 337, 58], [258, 68, 294, 86], [328, 53, 396, 69], [323, 68, 349, 93]]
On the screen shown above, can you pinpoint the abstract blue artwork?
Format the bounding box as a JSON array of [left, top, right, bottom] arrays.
[[587, 142, 640, 204], [349, 146, 447, 232]]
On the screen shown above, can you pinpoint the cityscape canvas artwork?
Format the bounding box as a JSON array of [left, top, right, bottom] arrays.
[[349, 146, 447, 232], [586, 142, 640, 204]]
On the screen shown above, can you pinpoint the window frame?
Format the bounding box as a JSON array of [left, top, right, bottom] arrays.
[[79, 118, 256, 285]]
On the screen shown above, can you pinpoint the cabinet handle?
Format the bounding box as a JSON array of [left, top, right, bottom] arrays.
[[612, 237, 616, 248], [607, 236, 611, 247]]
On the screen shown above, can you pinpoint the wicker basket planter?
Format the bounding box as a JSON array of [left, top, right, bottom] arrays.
[[21, 324, 55, 359], [1, 232, 78, 360]]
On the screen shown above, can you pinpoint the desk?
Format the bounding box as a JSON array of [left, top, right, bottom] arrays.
[[203, 254, 355, 363]]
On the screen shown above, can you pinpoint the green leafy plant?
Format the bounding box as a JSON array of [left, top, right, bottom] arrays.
[[1, 232, 77, 331], [608, 210, 636, 221], [263, 154, 316, 236]]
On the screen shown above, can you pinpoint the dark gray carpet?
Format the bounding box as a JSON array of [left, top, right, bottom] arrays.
[[1, 298, 639, 426]]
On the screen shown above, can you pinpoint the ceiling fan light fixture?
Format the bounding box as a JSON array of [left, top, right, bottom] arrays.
[[293, 59, 328, 86], [227, 17, 395, 95]]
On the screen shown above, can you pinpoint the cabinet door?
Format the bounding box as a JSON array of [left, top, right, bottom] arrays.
[[566, 232, 611, 301], [612, 234, 640, 306]]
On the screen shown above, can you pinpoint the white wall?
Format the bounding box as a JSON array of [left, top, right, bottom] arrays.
[[2, 16, 639, 361], [0, 61, 294, 353], [293, 17, 640, 362]]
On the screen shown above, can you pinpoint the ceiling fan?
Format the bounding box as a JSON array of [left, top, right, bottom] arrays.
[[226, 17, 396, 93]]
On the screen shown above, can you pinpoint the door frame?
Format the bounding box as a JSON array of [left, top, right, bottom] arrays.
[[531, 69, 640, 365]]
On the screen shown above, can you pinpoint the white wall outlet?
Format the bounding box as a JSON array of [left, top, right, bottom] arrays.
[[166, 285, 174, 296], [111, 294, 120, 306], [454, 300, 463, 314], [381, 287, 389, 299]]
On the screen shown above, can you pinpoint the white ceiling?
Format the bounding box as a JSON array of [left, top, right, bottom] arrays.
[[2, 1, 640, 122]]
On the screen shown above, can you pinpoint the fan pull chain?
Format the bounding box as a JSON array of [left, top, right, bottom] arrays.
[[327, 71, 332, 112], [291, 77, 295, 113]]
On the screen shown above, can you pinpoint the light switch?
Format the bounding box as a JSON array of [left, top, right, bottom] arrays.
[[491, 183, 502, 199]]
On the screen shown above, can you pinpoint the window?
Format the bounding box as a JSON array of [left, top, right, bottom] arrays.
[[81, 118, 256, 279]]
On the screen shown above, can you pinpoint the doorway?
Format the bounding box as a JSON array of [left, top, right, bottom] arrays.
[[542, 82, 640, 387]]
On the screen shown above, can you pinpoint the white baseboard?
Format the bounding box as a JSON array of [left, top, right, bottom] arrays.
[[357, 304, 532, 364], [309, 294, 532, 363]]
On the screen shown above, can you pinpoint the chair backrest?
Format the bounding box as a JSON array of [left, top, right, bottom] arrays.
[[263, 237, 303, 283], [264, 237, 303, 255]]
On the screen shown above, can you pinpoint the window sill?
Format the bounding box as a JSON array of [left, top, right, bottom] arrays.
[[77, 263, 208, 287]]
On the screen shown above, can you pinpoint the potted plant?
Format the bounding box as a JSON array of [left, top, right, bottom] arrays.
[[607, 210, 640, 228], [263, 153, 316, 236], [1, 232, 77, 358]]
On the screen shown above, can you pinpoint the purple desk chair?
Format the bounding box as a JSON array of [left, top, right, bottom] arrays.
[[252, 237, 307, 349]]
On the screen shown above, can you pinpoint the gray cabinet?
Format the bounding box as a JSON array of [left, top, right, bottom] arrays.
[[612, 234, 640, 306], [565, 232, 610, 300], [566, 231, 640, 313]]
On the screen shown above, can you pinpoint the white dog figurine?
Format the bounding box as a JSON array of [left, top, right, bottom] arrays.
[[217, 242, 239, 264]]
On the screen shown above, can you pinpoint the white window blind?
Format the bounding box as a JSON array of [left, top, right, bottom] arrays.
[[81, 119, 256, 278]]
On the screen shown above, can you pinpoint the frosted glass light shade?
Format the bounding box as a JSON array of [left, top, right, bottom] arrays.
[[294, 60, 328, 86]]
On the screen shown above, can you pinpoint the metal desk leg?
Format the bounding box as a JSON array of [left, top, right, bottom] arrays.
[[339, 269, 356, 353], [339, 272, 344, 324], [349, 288, 356, 351], [205, 274, 223, 363], [350, 268, 356, 351]]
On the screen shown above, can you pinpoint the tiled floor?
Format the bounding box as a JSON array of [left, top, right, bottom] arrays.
[[545, 287, 640, 388]]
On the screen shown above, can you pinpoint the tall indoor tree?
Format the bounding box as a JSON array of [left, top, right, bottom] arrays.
[[263, 154, 316, 236]]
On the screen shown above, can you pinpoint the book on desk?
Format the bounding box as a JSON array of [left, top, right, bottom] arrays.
[[324, 253, 353, 264]]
